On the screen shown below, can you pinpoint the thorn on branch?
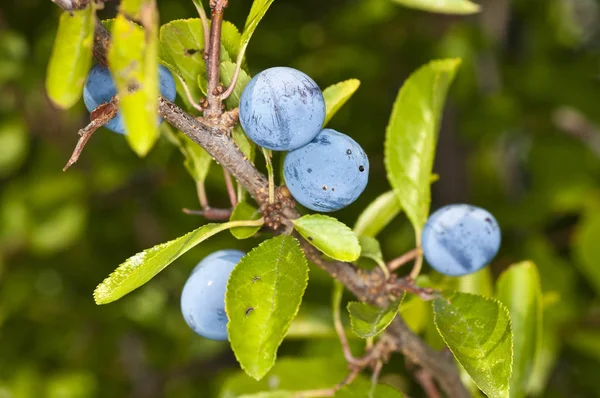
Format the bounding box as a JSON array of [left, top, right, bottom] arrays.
[[63, 96, 119, 171]]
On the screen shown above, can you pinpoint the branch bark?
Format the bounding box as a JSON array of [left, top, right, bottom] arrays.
[[54, 5, 469, 397]]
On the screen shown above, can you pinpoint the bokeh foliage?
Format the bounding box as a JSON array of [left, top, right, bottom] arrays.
[[1, 0, 600, 396]]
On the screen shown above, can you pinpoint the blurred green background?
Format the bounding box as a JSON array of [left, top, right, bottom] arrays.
[[1, 0, 600, 396]]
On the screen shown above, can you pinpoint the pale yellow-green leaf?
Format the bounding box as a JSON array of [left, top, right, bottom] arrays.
[[496, 262, 543, 398], [108, 9, 159, 157], [323, 79, 360, 125], [292, 214, 361, 262], [94, 220, 260, 304], [46, 6, 94, 109], [384, 59, 461, 238], [353, 190, 401, 237], [230, 201, 262, 239]]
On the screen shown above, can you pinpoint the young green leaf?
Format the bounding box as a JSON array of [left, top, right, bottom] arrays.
[[358, 236, 383, 264], [94, 219, 263, 304], [46, 6, 94, 109], [391, 0, 480, 15], [232, 0, 276, 74], [220, 61, 252, 108], [108, 3, 159, 157], [226, 236, 309, 380], [433, 292, 513, 398], [233, 125, 256, 163], [496, 262, 542, 398], [323, 79, 361, 125], [230, 202, 262, 239], [292, 214, 361, 262], [355, 236, 384, 270], [384, 59, 461, 238], [159, 19, 207, 102], [353, 190, 401, 237], [347, 298, 403, 338]]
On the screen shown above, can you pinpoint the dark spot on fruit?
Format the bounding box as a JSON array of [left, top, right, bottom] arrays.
[[307, 168, 312, 173], [322, 185, 327, 190], [331, 187, 335, 191], [346, 149, 352, 155], [359, 165, 365, 172], [184, 49, 199, 56], [485, 217, 493, 224], [252, 276, 261, 283], [245, 307, 254, 317]]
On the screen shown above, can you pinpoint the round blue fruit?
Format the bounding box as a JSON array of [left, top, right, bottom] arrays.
[[239, 67, 326, 151], [283, 128, 369, 212], [180, 249, 245, 341], [421, 204, 501, 276], [83, 64, 177, 134]]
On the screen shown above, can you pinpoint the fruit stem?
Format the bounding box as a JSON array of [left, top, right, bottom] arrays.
[[332, 282, 356, 364], [192, 0, 211, 58], [262, 148, 275, 204], [387, 248, 422, 273], [223, 168, 238, 207]]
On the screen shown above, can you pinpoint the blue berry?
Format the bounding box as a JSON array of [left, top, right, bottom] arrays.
[[180, 249, 245, 341], [421, 204, 501, 276], [239, 67, 326, 151], [83, 64, 177, 134], [283, 128, 369, 212]]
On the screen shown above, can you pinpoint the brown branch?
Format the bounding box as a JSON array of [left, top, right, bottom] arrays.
[[50, 3, 468, 397], [204, 0, 228, 118], [63, 96, 119, 171]]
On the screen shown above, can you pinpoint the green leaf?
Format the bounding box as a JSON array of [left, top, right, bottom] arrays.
[[336, 379, 404, 397], [286, 305, 335, 339], [323, 79, 361, 126], [358, 236, 383, 264], [353, 191, 401, 237], [347, 298, 402, 338], [458, 267, 493, 297], [159, 19, 207, 102], [222, 21, 243, 63], [233, 125, 256, 164], [220, 61, 252, 109], [292, 215, 361, 262], [94, 220, 262, 304], [46, 6, 94, 109], [230, 202, 262, 239], [226, 236, 309, 380], [573, 209, 600, 295], [233, 0, 276, 69], [391, 0, 480, 15], [433, 292, 513, 398], [496, 262, 542, 398], [220, 357, 349, 397], [108, 5, 159, 157], [384, 59, 461, 238]]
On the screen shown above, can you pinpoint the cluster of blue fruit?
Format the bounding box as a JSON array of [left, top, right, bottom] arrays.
[[240, 67, 370, 213], [83, 65, 501, 341]]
